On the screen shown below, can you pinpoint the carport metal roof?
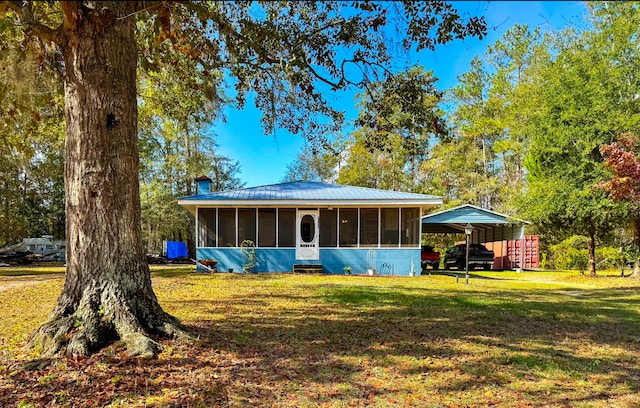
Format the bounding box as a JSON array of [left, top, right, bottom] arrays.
[[421, 204, 529, 243]]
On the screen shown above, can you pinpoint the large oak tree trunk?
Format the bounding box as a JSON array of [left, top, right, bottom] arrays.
[[30, 2, 187, 358]]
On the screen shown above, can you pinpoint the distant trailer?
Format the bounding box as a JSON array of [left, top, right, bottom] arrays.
[[22, 235, 66, 260]]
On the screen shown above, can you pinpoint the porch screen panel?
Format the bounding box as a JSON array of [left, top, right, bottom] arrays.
[[198, 208, 217, 247], [238, 208, 257, 244], [401, 208, 420, 247], [218, 208, 236, 247], [278, 208, 296, 247], [319, 208, 337, 247], [359, 208, 378, 247], [258, 208, 276, 247], [338, 209, 358, 247], [381, 208, 399, 247]]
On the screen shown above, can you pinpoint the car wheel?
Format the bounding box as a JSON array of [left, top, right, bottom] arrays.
[[432, 264, 440, 270]]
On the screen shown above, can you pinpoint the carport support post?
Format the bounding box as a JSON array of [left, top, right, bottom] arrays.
[[517, 223, 525, 272], [465, 223, 473, 284]]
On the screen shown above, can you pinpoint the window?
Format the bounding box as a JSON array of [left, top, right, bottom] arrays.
[[218, 208, 236, 247], [198, 208, 217, 247], [319, 209, 337, 247], [258, 208, 276, 247], [300, 214, 315, 243], [339, 208, 358, 247], [401, 208, 420, 247], [359, 208, 378, 247], [238, 208, 256, 244], [278, 208, 296, 247], [380, 208, 399, 247]]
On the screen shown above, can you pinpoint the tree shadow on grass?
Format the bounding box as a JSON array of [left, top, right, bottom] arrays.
[[427, 335, 640, 405], [0, 269, 64, 278], [426, 270, 518, 280], [150, 266, 197, 278], [5, 279, 640, 407], [156, 281, 640, 406]]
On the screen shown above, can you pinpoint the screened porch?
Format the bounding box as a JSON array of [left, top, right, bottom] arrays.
[[197, 207, 422, 249]]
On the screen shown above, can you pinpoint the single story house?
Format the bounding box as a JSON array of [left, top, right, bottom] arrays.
[[178, 178, 442, 275]]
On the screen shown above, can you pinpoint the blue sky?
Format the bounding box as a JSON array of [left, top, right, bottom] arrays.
[[212, 1, 588, 188]]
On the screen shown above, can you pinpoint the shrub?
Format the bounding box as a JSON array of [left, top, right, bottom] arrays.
[[240, 240, 256, 273], [548, 235, 624, 272], [548, 236, 588, 271], [596, 247, 621, 271], [539, 252, 549, 270]]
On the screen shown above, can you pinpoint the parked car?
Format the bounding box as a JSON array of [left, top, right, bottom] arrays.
[[443, 243, 495, 270], [421, 245, 441, 270]]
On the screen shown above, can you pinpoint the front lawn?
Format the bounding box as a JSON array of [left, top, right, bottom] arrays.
[[1, 267, 639, 407]]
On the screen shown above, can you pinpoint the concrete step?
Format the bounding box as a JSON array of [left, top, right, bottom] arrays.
[[293, 264, 323, 273]]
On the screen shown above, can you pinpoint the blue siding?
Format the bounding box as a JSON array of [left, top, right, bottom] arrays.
[[197, 247, 421, 276], [197, 248, 297, 272], [319, 248, 420, 276]]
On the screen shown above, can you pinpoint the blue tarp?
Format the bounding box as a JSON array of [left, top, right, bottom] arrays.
[[166, 241, 188, 259]]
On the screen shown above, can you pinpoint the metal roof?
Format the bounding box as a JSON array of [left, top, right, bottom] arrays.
[[422, 204, 529, 242], [178, 181, 442, 213]]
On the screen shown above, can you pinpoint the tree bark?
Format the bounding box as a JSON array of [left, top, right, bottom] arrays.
[[588, 231, 597, 277], [30, 2, 188, 358]]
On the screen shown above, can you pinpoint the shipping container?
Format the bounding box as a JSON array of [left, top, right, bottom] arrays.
[[484, 235, 539, 269]]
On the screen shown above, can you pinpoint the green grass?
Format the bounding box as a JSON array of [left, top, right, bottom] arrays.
[[1, 266, 640, 407], [0, 265, 66, 277]]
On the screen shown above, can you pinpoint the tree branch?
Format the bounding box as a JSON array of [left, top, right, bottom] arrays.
[[2, 0, 63, 44], [214, 18, 278, 65], [280, 35, 343, 90], [116, 1, 166, 21], [295, 52, 343, 90], [183, 2, 279, 65], [59, 1, 80, 31], [308, 17, 346, 38]]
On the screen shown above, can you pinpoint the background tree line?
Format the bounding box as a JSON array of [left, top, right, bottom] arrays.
[[0, 20, 243, 252], [284, 3, 640, 275], [2, 3, 638, 275]]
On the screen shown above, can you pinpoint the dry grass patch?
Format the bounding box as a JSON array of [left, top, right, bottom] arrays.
[[1, 267, 640, 407]]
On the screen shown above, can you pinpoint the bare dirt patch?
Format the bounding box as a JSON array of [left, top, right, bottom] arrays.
[[0, 274, 62, 292]]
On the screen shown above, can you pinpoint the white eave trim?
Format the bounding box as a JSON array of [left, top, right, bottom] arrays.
[[178, 198, 443, 207]]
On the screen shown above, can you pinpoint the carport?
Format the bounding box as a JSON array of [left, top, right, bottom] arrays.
[[421, 204, 530, 270]]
